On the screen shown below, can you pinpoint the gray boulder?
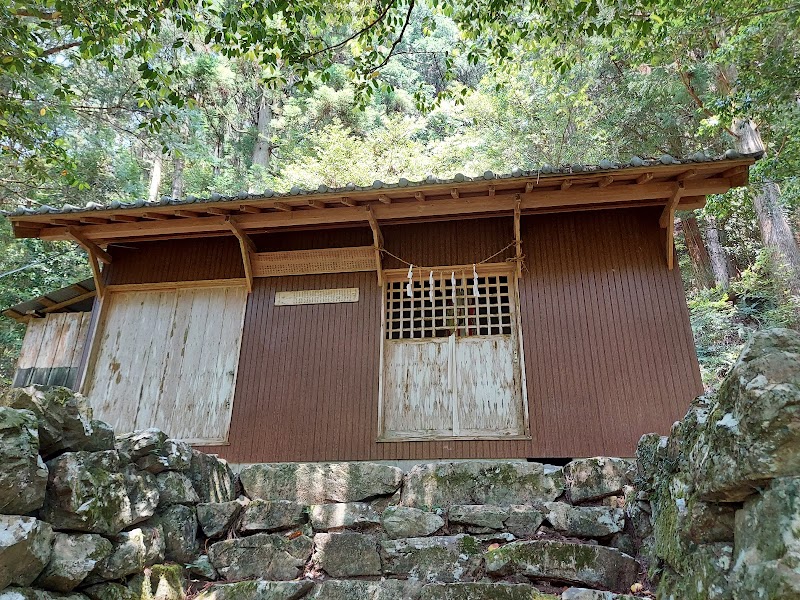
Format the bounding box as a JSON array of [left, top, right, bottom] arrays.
[[187, 450, 235, 503], [187, 555, 217, 580], [485, 539, 639, 592], [1, 386, 93, 458], [115, 429, 169, 462], [312, 532, 381, 577], [691, 329, 800, 501], [382, 506, 443, 539], [307, 580, 421, 600], [240, 499, 306, 533], [419, 583, 556, 600], [128, 564, 185, 600], [197, 499, 246, 538], [83, 421, 115, 452], [82, 583, 137, 600], [504, 506, 544, 537], [34, 533, 112, 592], [402, 461, 564, 509], [0, 407, 48, 514], [449, 505, 508, 530], [93, 526, 165, 580], [152, 505, 199, 563], [309, 502, 380, 531], [240, 462, 403, 504], [208, 533, 313, 581], [122, 465, 160, 525], [564, 458, 630, 503], [42, 451, 133, 535], [136, 440, 192, 474], [543, 503, 625, 537], [381, 535, 482, 582], [731, 476, 800, 598], [155, 471, 200, 506], [0, 516, 54, 589], [0, 590, 88, 600], [195, 581, 313, 600]]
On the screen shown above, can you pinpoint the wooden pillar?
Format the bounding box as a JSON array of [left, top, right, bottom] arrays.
[[366, 206, 384, 286], [226, 217, 255, 293], [659, 182, 686, 270]]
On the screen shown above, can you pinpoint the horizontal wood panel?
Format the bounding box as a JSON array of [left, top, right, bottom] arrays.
[[196, 208, 702, 461]]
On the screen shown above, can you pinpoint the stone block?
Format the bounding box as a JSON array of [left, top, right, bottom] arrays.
[[307, 580, 421, 600], [309, 502, 379, 530], [93, 526, 165, 580], [504, 506, 544, 537], [208, 533, 313, 581], [485, 539, 640, 592], [382, 506, 444, 539], [448, 505, 508, 530], [188, 450, 235, 503], [82, 583, 137, 600], [564, 458, 630, 503], [0, 407, 48, 514], [34, 533, 112, 592], [240, 462, 402, 504], [155, 471, 200, 506], [197, 499, 246, 538], [419, 583, 558, 600], [312, 532, 381, 577], [381, 535, 482, 583], [402, 461, 564, 509], [543, 503, 625, 537], [152, 504, 199, 563], [240, 499, 306, 533], [195, 581, 313, 600], [0, 516, 53, 590]]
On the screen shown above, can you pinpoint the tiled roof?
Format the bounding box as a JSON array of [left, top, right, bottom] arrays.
[[2, 150, 758, 217], [3, 278, 96, 320]]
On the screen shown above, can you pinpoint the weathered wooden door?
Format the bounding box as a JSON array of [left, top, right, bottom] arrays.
[[379, 266, 528, 440]]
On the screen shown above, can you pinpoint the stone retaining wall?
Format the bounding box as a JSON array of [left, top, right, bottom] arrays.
[[1, 327, 798, 600]]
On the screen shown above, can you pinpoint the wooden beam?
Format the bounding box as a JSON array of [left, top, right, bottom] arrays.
[[175, 209, 202, 218], [141, 212, 172, 220], [50, 218, 76, 226], [272, 202, 293, 212], [598, 176, 614, 188], [109, 214, 139, 223], [525, 182, 534, 193], [636, 172, 654, 184], [80, 217, 109, 225], [340, 197, 357, 207], [560, 179, 572, 191], [659, 183, 686, 270], [226, 218, 255, 293], [207, 207, 232, 216], [67, 227, 113, 264], [41, 290, 96, 314], [308, 200, 326, 209], [378, 194, 391, 204], [415, 191, 426, 202], [365, 207, 384, 286], [451, 188, 459, 199], [239, 205, 263, 214], [677, 168, 699, 182], [513, 196, 522, 278]]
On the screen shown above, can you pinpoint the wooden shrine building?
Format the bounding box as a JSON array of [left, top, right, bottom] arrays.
[[3, 153, 755, 461]]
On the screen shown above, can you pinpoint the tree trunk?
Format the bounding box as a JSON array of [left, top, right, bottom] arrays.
[[682, 215, 715, 290], [248, 89, 274, 193], [147, 152, 163, 203], [171, 156, 185, 200], [704, 215, 731, 289], [734, 118, 800, 294], [213, 133, 224, 178]]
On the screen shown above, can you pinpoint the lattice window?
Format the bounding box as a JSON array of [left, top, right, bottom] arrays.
[[385, 274, 514, 340]]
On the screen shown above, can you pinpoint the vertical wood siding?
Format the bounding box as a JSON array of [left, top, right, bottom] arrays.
[[85, 286, 247, 443], [13, 312, 91, 388], [187, 208, 704, 461]]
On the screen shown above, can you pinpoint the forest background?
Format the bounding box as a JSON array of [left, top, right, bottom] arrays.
[[1, 0, 799, 389]]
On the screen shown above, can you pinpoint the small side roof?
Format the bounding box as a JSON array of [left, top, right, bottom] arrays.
[[3, 278, 96, 322]]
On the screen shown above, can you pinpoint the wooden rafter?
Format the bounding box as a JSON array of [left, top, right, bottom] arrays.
[[67, 227, 113, 265], [378, 194, 391, 204], [365, 206, 384, 286], [226, 217, 256, 293], [659, 182, 686, 270]]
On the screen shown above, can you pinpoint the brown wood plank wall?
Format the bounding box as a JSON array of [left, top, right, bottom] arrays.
[[103, 210, 702, 460]]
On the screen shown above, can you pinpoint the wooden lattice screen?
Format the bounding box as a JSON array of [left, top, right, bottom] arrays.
[[252, 246, 375, 277]]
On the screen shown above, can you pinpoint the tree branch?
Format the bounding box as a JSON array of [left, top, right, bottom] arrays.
[[372, 0, 415, 72], [42, 40, 81, 56], [300, 1, 397, 61], [678, 69, 738, 137]]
